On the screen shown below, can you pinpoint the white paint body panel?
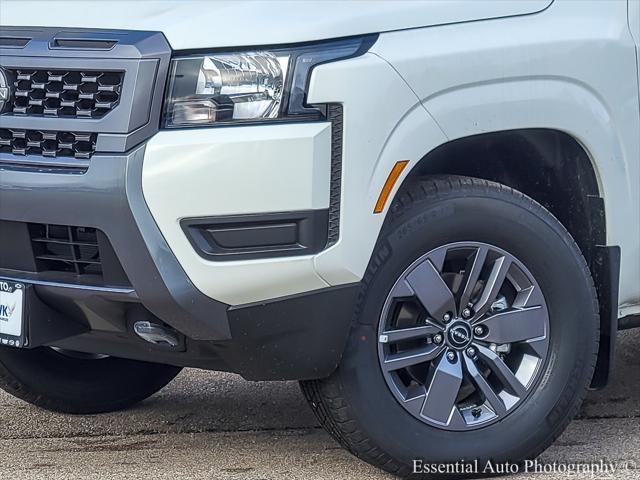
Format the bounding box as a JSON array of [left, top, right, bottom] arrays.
[[0, 1, 552, 50], [369, 0, 640, 309], [144, 124, 332, 217], [307, 55, 448, 286], [4, 0, 637, 310], [143, 124, 331, 304], [142, 0, 638, 308]]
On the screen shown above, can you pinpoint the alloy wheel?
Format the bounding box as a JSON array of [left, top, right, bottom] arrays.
[[378, 242, 549, 431]]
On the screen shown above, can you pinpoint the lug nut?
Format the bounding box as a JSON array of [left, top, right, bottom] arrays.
[[474, 326, 485, 336], [466, 347, 476, 358], [446, 351, 457, 362], [433, 334, 443, 345], [443, 312, 452, 323], [462, 307, 473, 319]]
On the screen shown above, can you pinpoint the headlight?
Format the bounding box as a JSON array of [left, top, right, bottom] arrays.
[[162, 36, 375, 128]]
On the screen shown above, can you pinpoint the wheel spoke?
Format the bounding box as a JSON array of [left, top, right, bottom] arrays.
[[472, 255, 511, 318], [389, 278, 414, 298], [380, 324, 441, 344], [514, 285, 545, 309], [406, 259, 456, 320], [427, 247, 447, 272], [458, 246, 488, 313], [476, 344, 527, 398], [383, 344, 444, 371], [526, 337, 549, 358], [463, 354, 507, 416], [477, 306, 546, 344], [378, 241, 549, 432], [401, 393, 427, 417], [421, 353, 463, 424]]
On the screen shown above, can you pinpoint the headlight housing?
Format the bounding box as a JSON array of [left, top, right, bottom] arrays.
[[162, 36, 375, 128]]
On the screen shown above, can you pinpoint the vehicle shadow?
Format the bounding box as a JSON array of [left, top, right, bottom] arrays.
[[578, 329, 640, 420], [1, 330, 638, 443]]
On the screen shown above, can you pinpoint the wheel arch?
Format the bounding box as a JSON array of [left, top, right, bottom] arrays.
[[400, 129, 605, 266], [388, 128, 617, 388]]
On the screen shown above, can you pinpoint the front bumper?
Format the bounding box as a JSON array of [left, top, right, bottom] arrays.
[[0, 144, 358, 380], [0, 26, 371, 380]]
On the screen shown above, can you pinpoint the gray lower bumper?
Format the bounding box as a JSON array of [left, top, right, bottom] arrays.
[[0, 146, 231, 340]]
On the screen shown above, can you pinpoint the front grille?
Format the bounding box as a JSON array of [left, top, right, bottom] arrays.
[[29, 224, 102, 276], [8, 69, 123, 118], [0, 128, 96, 159], [0, 28, 169, 169]]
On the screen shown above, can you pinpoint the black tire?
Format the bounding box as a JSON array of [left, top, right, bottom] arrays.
[[301, 175, 599, 476], [0, 346, 181, 414]]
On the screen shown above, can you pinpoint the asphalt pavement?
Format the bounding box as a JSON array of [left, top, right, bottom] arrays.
[[0, 330, 638, 479]]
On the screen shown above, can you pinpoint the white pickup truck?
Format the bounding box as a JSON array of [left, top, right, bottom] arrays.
[[0, 0, 638, 475]]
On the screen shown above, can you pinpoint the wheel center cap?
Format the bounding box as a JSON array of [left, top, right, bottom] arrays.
[[446, 321, 473, 349]]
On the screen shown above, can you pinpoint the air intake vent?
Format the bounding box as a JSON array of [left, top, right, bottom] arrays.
[[0, 37, 30, 48], [8, 69, 123, 118], [0, 128, 96, 159], [51, 38, 117, 50], [30, 224, 102, 276]]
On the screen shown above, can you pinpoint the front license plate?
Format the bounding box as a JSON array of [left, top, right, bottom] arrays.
[[0, 280, 26, 348]]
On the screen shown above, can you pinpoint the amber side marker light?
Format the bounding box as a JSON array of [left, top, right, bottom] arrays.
[[374, 160, 409, 213]]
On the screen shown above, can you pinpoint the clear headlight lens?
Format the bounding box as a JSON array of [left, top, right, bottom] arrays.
[[166, 52, 289, 126], [163, 36, 375, 128]]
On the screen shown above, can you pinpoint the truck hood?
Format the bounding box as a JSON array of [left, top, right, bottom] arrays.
[[0, 0, 552, 51]]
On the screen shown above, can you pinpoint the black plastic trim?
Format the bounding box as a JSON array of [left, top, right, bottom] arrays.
[[326, 104, 343, 246], [225, 283, 360, 380], [0, 37, 30, 48], [618, 314, 640, 330], [51, 39, 117, 51], [590, 245, 621, 389], [169, 33, 378, 60], [182, 210, 328, 261], [18, 279, 360, 380]]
